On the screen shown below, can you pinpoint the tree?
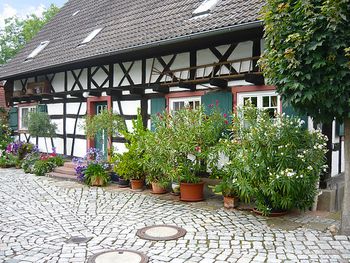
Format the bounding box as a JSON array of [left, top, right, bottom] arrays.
[[28, 112, 57, 153], [260, 0, 350, 234], [0, 4, 59, 64]]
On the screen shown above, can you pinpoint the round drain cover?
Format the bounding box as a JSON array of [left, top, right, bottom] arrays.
[[88, 250, 148, 263], [136, 225, 187, 241]]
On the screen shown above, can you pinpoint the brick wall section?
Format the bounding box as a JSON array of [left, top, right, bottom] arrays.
[[0, 81, 7, 108]]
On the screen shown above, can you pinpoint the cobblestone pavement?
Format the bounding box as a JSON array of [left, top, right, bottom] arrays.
[[0, 168, 349, 263]]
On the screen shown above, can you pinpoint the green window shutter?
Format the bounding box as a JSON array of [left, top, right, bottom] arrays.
[[8, 107, 18, 131], [335, 120, 344, 137], [150, 97, 166, 131], [201, 91, 232, 119], [37, 104, 48, 113], [282, 101, 308, 128]]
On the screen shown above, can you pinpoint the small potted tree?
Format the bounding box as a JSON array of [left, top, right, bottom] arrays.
[[84, 109, 125, 160]]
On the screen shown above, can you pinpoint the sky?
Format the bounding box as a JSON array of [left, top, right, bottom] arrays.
[[0, 0, 67, 28]]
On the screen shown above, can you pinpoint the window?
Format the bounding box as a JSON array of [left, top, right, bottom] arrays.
[[193, 0, 219, 16], [238, 91, 280, 117], [80, 28, 103, 45], [169, 96, 201, 112], [19, 106, 36, 130], [25, 41, 50, 61], [72, 10, 80, 16]]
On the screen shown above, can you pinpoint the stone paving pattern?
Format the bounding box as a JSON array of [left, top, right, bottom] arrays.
[[0, 168, 349, 263]]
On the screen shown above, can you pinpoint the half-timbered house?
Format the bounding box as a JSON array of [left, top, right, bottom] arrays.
[[0, 0, 344, 176]]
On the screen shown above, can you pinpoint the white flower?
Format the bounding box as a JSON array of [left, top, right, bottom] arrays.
[[307, 166, 313, 170]]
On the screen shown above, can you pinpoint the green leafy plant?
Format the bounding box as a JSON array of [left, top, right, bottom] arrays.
[[28, 111, 57, 153], [21, 152, 40, 173], [222, 105, 327, 215], [84, 109, 125, 157], [0, 153, 18, 168], [0, 119, 12, 152], [112, 109, 146, 181], [84, 163, 110, 186], [32, 159, 55, 176], [152, 106, 228, 183]]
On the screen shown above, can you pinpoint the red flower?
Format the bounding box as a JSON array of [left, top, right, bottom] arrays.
[[208, 104, 214, 108], [216, 100, 219, 106], [224, 120, 229, 125], [223, 113, 227, 118], [195, 146, 201, 152]]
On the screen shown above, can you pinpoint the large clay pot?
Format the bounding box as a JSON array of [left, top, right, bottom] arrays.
[[130, 179, 144, 191], [180, 182, 204, 202], [223, 196, 239, 209], [151, 182, 167, 194], [91, 177, 104, 187]]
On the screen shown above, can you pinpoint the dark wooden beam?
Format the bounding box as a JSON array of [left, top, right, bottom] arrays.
[[118, 62, 135, 86], [244, 73, 264, 85], [209, 78, 228, 89], [152, 84, 169, 93], [178, 81, 196, 91], [71, 69, 84, 90]]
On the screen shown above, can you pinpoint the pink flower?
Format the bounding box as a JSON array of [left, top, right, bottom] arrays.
[[223, 113, 227, 118], [195, 146, 201, 152], [216, 100, 219, 106], [224, 120, 229, 125], [209, 104, 214, 108]]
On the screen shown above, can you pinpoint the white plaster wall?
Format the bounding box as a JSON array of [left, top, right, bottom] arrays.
[[113, 142, 127, 153], [51, 72, 65, 92], [66, 102, 87, 115], [91, 66, 109, 88], [66, 117, 85, 135], [67, 69, 88, 90], [72, 138, 87, 157], [127, 60, 142, 85], [120, 100, 140, 115], [48, 103, 63, 115], [52, 119, 63, 135]]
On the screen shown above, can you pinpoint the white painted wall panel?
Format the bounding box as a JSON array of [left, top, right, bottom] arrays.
[[66, 102, 86, 115], [72, 139, 87, 157], [120, 100, 140, 115], [52, 119, 63, 135], [51, 72, 65, 92], [48, 103, 63, 115], [128, 60, 142, 85], [91, 66, 109, 88]]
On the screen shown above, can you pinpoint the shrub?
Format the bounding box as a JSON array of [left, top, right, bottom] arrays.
[[0, 152, 19, 168], [21, 152, 40, 173], [32, 159, 56, 176], [84, 162, 110, 186], [6, 141, 36, 160], [217, 105, 327, 215], [0, 119, 12, 151]]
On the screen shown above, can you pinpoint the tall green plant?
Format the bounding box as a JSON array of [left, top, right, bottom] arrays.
[[84, 109, 125, 156], [28, 111, 57, 153], [260, 0, 350, 232]]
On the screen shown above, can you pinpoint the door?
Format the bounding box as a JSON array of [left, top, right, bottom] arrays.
[[94, 102, 108, 159]]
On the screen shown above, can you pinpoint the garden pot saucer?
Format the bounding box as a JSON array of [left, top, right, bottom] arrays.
[[253, 208, 288, 217]]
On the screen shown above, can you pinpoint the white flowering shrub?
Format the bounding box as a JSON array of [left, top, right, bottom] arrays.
[[216, 105, 327, 215]]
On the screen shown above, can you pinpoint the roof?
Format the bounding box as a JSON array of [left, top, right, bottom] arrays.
[[0, 0, 264, 80]]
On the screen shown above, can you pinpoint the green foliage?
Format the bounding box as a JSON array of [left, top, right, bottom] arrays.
[[112, 110, 146, 180], [0, 153, 18, 168], [151, 106, 228, 183], [0, 4, 60, 64], [0, 119, 12, 152], [28, 111, 57, 138], [49, 156, 65, 167], [21, 152, 40, 173], [216, 105, 327, 215], [260, 0, 350, 122], [32, 159, 55, 176], [84, 109, 125, 155], [84, 163, 110, 186]]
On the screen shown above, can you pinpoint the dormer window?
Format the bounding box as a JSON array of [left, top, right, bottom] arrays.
[[79, 28, 103, 46], [25, 41, 50, 61], [193, 0, 219, 16], [72, 10, 80, 16]]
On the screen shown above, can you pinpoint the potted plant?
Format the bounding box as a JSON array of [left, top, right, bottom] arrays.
[[84, 109, 125, 160], [214, 178, 239, 209], [227, 105, 327, 216], [113, 110, 147, 191], [84, 162, 110, 186], [152, 105, 228, 201]]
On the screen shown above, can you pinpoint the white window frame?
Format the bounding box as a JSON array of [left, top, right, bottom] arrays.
[[169, 96, 201, 112], [193, 0, 219, 16], [18, 106, 36, 131], [25, 41, 50, 61], [237, 90, 281, 114]]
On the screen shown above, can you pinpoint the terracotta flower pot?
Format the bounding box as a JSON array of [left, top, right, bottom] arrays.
[[91, 177, 104, 187], [130, 179, 144, 191], [180, 182, 204, 202], [151, 182, 167, 194], [223, 196, 239, 209]]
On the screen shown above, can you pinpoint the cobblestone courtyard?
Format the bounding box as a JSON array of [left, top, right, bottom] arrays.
[[0, 168, 349, 263]]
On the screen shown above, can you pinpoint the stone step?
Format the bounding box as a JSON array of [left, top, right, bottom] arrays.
[[54, 166, 76, 176], [46, 172, 79, 182], [63, 162, 76, 169]]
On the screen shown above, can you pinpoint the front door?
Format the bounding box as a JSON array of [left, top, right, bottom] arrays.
[[94, 102, 108, 159]]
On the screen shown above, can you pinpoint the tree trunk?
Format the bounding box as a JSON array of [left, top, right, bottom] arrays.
[[341, 117, 350, 235]]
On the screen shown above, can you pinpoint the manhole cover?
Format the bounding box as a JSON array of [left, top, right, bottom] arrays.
[[88, 250, 148, 263], [136, 225, 187, 241], [66, 236, 92, 244]]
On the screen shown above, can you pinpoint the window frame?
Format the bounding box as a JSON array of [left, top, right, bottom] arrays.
[[236, 90, 281, 114], [18, 105, 37, 131], [169, 96, 201, 112]]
